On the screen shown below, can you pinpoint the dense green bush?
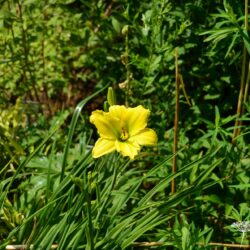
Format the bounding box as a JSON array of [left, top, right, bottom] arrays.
[[0, 0, 249, 249]]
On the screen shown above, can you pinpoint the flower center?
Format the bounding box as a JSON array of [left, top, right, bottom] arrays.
[[120, 127, 129, 141]]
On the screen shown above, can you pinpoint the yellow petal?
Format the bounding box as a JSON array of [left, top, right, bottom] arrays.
[[92, 138, 116, 158], [126, 106, 150, 136], [115, 140, 140, 160], [90, 110, 103, 123], [130, 128, 157, 145], [90, 110, 120, 139], [108, 105, 127, 121]]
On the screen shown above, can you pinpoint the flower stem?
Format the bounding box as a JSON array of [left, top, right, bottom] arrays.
[[172, 49, 180, 194], [241, 232, 245, 245], [123, 26, 131, 107], [232, 0, 249, 142]]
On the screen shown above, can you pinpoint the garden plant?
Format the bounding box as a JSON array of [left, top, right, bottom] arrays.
[[0, 0, 249, 249]]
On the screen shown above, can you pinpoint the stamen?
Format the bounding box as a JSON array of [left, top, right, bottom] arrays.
[[120, 127, 129, 141]]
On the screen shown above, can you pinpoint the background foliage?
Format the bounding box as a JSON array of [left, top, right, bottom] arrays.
[[0, 0, 249, 249]]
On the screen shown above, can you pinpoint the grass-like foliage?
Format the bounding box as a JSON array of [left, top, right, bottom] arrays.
[[0, 90, 223, 249], [0, 0, 250, 249]]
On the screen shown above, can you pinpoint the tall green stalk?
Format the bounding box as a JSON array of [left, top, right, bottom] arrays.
[[232, 0, 249, 142], [17, 1, 40, 103], [122, 25, 132, 107], [84, 170, 94, 250], [172, 49, 180, 194]]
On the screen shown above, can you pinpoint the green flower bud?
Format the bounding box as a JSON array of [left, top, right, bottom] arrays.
[[107, 87, 116, 106]]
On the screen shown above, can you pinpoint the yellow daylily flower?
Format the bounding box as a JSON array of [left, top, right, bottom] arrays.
[[90, 105, 157, 160]]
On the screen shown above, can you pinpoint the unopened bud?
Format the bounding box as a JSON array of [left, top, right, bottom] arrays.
[[107, 87, 116, 106]]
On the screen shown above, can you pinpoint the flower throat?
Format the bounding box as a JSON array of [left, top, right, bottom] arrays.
[[120, 128, 129, 141]]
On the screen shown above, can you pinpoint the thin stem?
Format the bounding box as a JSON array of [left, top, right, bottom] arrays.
[[7, 0, 16, 47], [132, 242, 250, 248], [200, 242, 250, 248], [95, 155, 118, 223], [94, 154, 119, 243], [243, 61, 250, 103], [17, 1, 41, 103], [241, 232, 245, 245], [172, 49, 179, 194], [41, 4, 53, 116], [123, 26, 131, 107], [232, 0, 249, 142], [5, 245, 58, 249], [241, 60, 250, 114], [84, 170, 95, 250]]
